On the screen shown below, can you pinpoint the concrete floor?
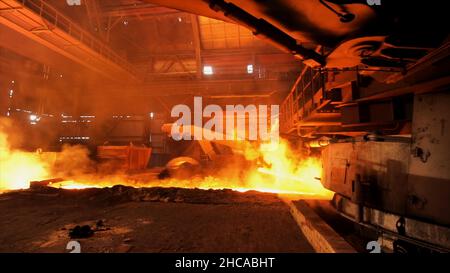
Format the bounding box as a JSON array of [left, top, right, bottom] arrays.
[[0, 186, 314, 253]]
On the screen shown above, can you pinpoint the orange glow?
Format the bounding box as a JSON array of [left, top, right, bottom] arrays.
[[246, 140, 334, 198], [49, 140, 333, 199], [1, 124, 332, 199], [48, 180, 97, 190], [0, 131, 50, 190]]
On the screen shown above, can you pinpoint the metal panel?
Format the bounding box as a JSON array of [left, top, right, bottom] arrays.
[[322, 140, 411, 215], [407, 92, 450, 226], [97, 145, 152, 171], [333, 195, 450, 252], [321, 142, 353, 198]]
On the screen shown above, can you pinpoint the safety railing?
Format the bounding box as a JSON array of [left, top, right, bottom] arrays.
[[280, 65, 325, 132], [13, 0, 136, 75]]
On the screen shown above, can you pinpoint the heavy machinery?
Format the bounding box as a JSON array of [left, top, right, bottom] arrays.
[[142, 0, 450, 252], [1, 0, 448, 253]]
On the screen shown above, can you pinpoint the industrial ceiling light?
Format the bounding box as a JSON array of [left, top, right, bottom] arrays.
[[203, 65, 213, 75], [247, 64, 254, 74], [29, 114, 40, 124]]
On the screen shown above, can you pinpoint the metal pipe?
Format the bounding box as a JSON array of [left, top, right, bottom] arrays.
[[304, 138, 331, 148], [352, 174, 364, 223], [205, 0, 325, 67]]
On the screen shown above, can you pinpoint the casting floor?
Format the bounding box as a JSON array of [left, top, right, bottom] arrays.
[[0, 186, 315, 253]]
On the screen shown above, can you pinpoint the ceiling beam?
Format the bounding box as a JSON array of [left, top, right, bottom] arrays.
[[85, 0, 105, 40], [96, 78, 293, 97], [101, 4, 180, 18], [128, 47, 292, 62], [190, 14, 202, 79]]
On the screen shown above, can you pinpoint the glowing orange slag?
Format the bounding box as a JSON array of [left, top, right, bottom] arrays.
[[1, 127, 333, 199]]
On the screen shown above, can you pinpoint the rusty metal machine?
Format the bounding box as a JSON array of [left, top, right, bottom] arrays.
[[144, 0, 450, 252], [6, 0, 444, 252], [97, 145, 152, 172]]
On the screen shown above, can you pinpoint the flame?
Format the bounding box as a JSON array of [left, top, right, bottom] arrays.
[[1, 123, 332, 199], [246, 140, 334, 198], [49, 139, 333, 199], [47, 180, 95, 190], [0, 131, 50, 190]]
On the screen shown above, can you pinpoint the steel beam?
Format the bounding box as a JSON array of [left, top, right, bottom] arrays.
[[190, 14, 202, 79]]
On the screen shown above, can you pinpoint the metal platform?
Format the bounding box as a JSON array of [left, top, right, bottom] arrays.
[[0, 0, 137, 81]]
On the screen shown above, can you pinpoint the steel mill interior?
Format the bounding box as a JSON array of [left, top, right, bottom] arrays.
[[0, 0, 449, 254]]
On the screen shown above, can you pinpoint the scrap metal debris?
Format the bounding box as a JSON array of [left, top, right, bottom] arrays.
[[69, 225, 94, 239]]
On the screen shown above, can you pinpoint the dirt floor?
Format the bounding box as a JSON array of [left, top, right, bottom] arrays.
[[0, 186, 315, 253]]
